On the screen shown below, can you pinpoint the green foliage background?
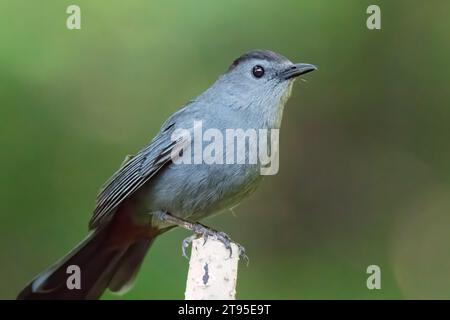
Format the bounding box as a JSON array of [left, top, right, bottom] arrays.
[[1, 0, 450, 299]]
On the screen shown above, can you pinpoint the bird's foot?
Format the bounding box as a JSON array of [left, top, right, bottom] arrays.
[[182, 224, 249, 265], [155, 211, 248, 264], [181, 234, 197, 259]]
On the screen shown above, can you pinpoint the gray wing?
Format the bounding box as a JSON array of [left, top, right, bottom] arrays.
[[89, 118, 186, 230]]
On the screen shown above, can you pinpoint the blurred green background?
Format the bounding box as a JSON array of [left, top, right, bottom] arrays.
[[1, 0, 450, 299]]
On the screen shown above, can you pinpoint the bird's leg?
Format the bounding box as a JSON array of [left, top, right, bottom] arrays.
[[154, 211, 248, 263]]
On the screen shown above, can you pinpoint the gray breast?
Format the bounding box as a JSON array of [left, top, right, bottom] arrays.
[[141, 160, 262, 220]]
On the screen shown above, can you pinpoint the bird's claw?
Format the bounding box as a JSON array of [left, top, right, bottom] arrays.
[[236, 243, 249, 266], [181, 227, 248, 265], [205, 230, 232, 256], [181, 234, 198, 259], [213, 231, 248, 264]]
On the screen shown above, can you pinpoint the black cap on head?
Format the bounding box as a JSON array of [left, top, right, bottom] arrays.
[[228, 50, 289, 71]]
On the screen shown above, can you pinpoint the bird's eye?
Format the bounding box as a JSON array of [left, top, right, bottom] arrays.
[[252, 65, 265, 78]]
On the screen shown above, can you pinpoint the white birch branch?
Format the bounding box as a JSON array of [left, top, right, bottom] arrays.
[[185, 237, 239, 300]]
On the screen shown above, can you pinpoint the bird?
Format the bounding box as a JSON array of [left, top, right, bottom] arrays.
[[17, 49, 316, 299]]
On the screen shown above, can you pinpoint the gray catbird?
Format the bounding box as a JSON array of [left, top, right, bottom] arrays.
[[17, 49, 316, 299]]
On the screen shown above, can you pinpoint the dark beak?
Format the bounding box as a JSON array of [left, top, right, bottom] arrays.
[[281, 63, 317, 80]]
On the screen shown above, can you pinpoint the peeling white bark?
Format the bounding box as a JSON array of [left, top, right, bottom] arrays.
[[185, 237, 239, 300]]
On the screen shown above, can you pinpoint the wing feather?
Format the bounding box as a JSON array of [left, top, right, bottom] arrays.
[[89, 125, 185, 229]]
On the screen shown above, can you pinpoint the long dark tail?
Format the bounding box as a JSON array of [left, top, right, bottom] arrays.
[[17, 226, 154, 300]]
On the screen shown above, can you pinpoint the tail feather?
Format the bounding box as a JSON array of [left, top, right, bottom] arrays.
[[17, 226, 128, 300], [108, 239, 154, 294]]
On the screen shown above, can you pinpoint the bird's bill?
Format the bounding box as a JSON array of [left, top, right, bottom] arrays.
[[281, 63, 317, 80]]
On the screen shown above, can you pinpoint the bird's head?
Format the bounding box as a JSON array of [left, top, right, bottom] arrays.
[[207, 49, 316, 126], [221, 49, 315, 102]]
